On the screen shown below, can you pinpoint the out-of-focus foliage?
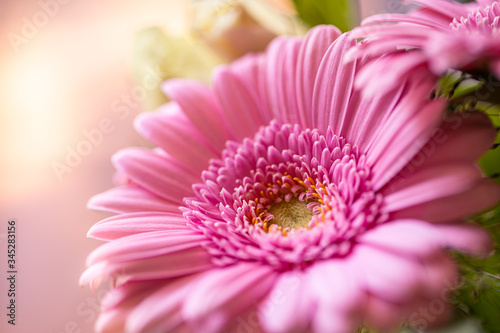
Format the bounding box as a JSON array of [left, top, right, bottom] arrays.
[[453, 201, 500, 333], [291, 0, 358, 32], [479, 104, 500, 181], [132, 0, 307, 111], [132, 27, 222, 110], [437, 69, 500, 333]]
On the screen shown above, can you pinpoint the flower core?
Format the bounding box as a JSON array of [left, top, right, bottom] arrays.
[[268, 197, 314, 230], [451, 2, 500, 33], [185, 121, 386, 267]]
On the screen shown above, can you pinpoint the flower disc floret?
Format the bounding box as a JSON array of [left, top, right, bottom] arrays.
[[184, 121, 385, 268], [451, 2, 500, 34]]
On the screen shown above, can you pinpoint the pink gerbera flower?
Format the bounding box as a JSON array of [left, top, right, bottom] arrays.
[[349, 0, 500, 95], [82, 25, 500, 333]]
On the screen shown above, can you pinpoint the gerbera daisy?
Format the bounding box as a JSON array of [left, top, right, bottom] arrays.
[[349, 0, 500, 96], [82, 25, 499, 333]]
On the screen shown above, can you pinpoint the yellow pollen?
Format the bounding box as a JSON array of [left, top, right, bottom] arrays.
[[268, 197, 315, 230], [292, 177, 307, 188]]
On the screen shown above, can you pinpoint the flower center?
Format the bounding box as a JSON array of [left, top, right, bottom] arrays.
[[450, 2, 500, 33], [184, 121, 386, 267], [268, 197, 314, 230]]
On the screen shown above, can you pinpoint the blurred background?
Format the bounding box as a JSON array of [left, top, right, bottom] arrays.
[[0, 1, 405, 332]]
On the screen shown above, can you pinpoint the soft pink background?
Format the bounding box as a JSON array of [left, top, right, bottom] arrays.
[[0, 1, 188, 332], [0, 1, 404, 332]]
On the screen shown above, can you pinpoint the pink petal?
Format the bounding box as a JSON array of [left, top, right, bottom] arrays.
[[392, 178, 500, 223], [307, 260, 366, 332], [477, 0, 497, 6], [95, 279, 169, 333], [307, 260, 363, 310], [228, 53, 262, 94], [419, 251, 459, 298], [82, 245, 212, 285], [182, 263, 278, 333], [126, 275, 199, 333], [348, 26, 430, 60], [411, 7, 459, 27], [491, 58, 500, 78], [86, 230, 205, 265], [81, 231, 213, 285], [350, 37, 426, 68], [105, 247, 212, 281], [221, 305, 265, 333], [435, 223, 493, 256], [88, 186, 181, 214], [111, 148, 198, 204], [363, 295, 406, 332], [312, 308, 357, 333], [212, 66, 267, 141], [312, 33, 357, 134], [101, 278, 169, 311], [87, 212, 189, 240], [95, 308, 129, 333], [345, 55, 427, 144], [358, 219, 446, 257], [343, 82, 405, 148], [348, 244, 424, 302], [423, 33, 494, 74], [259, 36, 302, 125], [296, 25, 342, 128], [79, 261, 106, 290], [227, 53, 271, 123], [412, 111, 497, 168], [355, 52, 429, 99], [359, 225, 462, 298], [134, 103, 218, 172], [382, 163, 481, 212], [360, 13, 449, 30], [369, 94, 447, 190], [364, 64, 436, 158], [408, 0, 468, 19], [162, 79, 232, 149], [258, 271, 313, 333]]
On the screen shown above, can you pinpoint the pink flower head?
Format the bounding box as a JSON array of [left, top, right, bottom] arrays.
[[349, 0, 500, 95], [82, 25, 499, 333]]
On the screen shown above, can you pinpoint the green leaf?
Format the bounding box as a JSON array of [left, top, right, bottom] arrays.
[[479, 105, 500, 182], [291, 0, 359, 32], [452, 202, 500, 333]]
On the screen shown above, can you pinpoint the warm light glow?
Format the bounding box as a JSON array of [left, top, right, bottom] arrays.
[[2, 45, 72, 193]]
